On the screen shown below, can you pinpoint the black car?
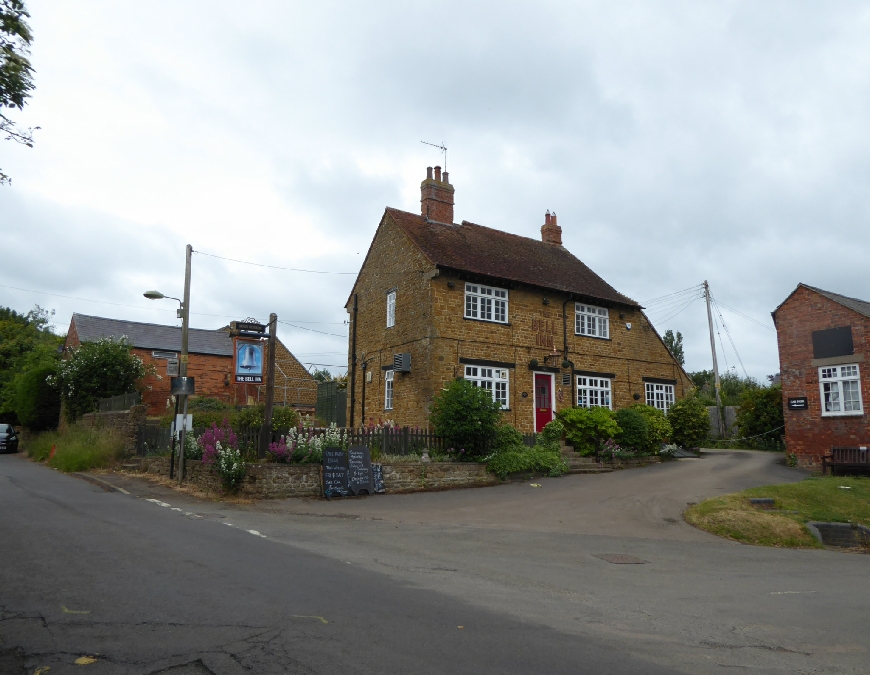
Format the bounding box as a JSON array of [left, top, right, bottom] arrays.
[[0, 424, 19, 453]]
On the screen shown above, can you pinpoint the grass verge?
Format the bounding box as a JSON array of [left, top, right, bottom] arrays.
[[685, 476, 870, 548], [24, 426, 126, 473]]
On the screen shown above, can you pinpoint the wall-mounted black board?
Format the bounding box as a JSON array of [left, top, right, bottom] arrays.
[[371, 464, 386, 493], [347, 445, 374, 496], [322, 447, 349, 498]]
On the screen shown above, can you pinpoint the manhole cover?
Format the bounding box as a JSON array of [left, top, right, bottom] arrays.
[[592, 554, 648, 564]]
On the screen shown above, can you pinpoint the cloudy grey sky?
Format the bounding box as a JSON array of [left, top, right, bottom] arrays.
[[3, 1, 869, 378]]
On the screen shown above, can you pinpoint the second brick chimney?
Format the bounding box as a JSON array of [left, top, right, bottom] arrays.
[[541, 210, 562, 245], [420, 166, 455, 224]]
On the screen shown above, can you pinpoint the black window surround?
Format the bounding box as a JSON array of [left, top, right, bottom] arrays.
[[642, 376, 677, 385], [575, 370, 616, 379], [459, 357, 516, 369]]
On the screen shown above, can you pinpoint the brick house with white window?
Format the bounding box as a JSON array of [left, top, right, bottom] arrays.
[[345, 167, 692, 433], [773, 284, 869, 468]]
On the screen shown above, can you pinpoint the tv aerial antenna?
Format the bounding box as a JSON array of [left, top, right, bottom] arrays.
[[420, 140, 447, 172]]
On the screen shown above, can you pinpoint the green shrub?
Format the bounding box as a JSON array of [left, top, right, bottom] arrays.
[[12, 362, 61, 430], [556, 406, 620, 456], [214, 445, 246, 491], [272, 406, 299, 429], [430, 378, 503, 457], [187, 396, 233, 412], [615, 408, 648, 452], [494, 424, 524, 452], [668, 396, 710, 448], [631, 404, 671, 452], [237, 404, 265, 428], [25, 426, 125, 472], [486, 421, 568, 479], [736, 385, 784, 450]]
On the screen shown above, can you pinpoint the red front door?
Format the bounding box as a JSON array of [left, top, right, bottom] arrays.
[[534, 374, 553, 432]]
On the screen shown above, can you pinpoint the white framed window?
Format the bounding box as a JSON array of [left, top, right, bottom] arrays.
[[464, 365, 509, 408], [384, 370, 394, 410], [464, 283, 508, 323], [645, 382, 674, 413], [386, 290, 396, 328], [819, 364, 863, 416], [577, 376, 612, 409], [575, 303, 609, 338]]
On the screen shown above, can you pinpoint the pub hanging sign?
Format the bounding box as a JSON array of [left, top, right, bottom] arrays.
[[234, 338, 265, 384]]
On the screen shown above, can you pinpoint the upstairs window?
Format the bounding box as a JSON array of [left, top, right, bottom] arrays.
[[575, 303, 609, 338], [576, 376, 612, 409], [645, 382, 674, 413], [465, 284, 508, 323], [386, 290, 396, 328], [820, 364, 863, 416], [464, 365, 509, 408], [384, 370, 394, 410]]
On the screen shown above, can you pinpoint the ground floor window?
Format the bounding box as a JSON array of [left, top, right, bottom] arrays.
[[820, 364, 863, 415], [576, 376, 612, 409], [384, 370, 394, 410], [645, 382, 674, 413], [464, 365, 509, 407]]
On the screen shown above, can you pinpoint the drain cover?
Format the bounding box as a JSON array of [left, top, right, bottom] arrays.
[[592, 554, 648, 564]]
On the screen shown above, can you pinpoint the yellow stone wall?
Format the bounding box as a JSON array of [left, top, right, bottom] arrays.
[[347, 212, 692, 432]]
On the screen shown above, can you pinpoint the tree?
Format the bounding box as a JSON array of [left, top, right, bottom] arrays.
[[663, 330, 685, 366], [1, 0, 37, 185], [667, 396, 710, 448], [54, 337, 149, 421], [429, 378, 503, 457], [310, 367, 333, 383], [0, 305, 62, 424], [735, 385, 784, 450]]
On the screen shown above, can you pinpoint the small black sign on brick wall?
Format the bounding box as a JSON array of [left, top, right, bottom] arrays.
[[788, 397, 809, 410]]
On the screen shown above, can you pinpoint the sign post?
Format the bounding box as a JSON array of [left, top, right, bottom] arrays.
[[260, 314, 278, 459]]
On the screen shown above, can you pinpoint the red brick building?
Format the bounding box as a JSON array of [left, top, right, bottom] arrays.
[[64, 314, 317, 416], [773, 285, 869, 468]]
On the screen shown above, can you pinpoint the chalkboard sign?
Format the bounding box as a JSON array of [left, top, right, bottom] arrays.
[[322, 447, 349, 498], [371, 463, 386, 494], [347, 445, 374, 496]]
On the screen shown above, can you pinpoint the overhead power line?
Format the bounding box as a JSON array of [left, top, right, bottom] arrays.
[[193, 250, 357, 275], [277, 320, 347, 338], [640, 284, 704, 306], [710, 296, 776, 332]]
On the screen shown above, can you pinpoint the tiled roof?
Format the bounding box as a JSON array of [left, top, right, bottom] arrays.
[[385, 208, 639, 307], [71, 314, 233, 356], [802, 285, 870, 319]]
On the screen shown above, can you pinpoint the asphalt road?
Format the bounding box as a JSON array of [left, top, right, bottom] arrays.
[[2, 451, 868, 674]]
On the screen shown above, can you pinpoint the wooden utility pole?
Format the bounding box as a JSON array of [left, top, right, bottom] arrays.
[[260, 313, 277, 458], [704, 280, 726, 438], [178, 244, 193, 482]]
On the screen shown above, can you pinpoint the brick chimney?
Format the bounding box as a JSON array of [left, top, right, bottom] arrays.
[[420, 165, 455, 224], [541, 210, 562, 245]]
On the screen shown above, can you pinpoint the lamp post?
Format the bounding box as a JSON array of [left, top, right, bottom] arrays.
[[145, 244, 193, 482]]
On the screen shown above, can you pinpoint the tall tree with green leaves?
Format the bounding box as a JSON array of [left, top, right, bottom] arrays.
[[1, 0, 37, 185], [662, 329, 685, 366], [53, 337, 149, 421], [0, 305, 62, 425]]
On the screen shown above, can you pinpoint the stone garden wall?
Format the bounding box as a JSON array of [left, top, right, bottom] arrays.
[[76, 405, 147, 456], [132, 457, 498, 499]]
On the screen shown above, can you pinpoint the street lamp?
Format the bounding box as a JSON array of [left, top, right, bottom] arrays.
[[144, 244, 193, 482]]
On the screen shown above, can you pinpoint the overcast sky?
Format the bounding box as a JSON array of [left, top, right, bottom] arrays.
[[2, 1, 869, 379]]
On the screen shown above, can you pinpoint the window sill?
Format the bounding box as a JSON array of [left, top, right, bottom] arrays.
[[573, 333, 611, 341], [463, 317, 511, 326], [820, 412, 864, 418]]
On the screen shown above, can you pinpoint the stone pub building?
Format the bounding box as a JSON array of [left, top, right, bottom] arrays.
[[773, 284, 869, 468], [345, 167, 691, 433]]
